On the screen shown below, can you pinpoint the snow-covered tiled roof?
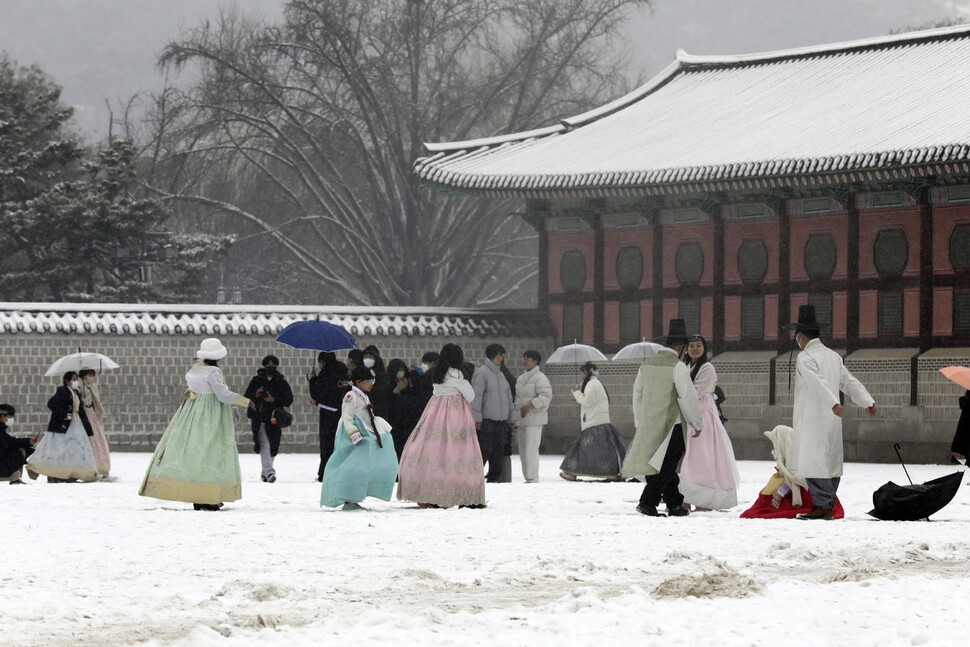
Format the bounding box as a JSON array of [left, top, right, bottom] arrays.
[[0, 303, 552, 338], [416, 25, 970, 198]]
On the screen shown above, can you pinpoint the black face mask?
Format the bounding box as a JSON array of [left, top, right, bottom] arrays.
[[264, 366, 277, 375]]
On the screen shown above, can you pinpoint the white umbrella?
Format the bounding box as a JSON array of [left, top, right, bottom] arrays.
[[611, 339, 666, 362], [45, 352, 120, 377], [545, 341, 608, 364]]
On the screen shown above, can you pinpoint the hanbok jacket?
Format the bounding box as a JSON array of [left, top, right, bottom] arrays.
[[788, 338, 874, 479], [514, 366, 553, 426], [47, 386, 93, 436]]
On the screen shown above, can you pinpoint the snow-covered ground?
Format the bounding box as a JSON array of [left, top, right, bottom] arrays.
[[3, 453, 969, 647]]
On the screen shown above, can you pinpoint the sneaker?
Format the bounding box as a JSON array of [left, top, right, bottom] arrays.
[[636, 504, 663, 517], [559, 472, 577, 481], [796, 506, 834, 520], [267, 474, 276, 483], [667, 505, 690, 517]]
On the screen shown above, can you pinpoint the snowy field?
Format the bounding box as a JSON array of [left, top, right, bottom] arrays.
[[3, 453, 969, 647]]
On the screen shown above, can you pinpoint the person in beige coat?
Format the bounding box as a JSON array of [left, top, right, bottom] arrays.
[[514, 350, 553, 483], [621, 319, 703, 517]]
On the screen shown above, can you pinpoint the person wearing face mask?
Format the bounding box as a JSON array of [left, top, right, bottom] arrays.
[[360, 345, 392, 420], [244, 355, 294, 483], [414, 351, 439, 408], [386, 358, 423, 458], [28, 371, 98, 483], [78, 369, 111, 478], [0, 404, 40, 483]]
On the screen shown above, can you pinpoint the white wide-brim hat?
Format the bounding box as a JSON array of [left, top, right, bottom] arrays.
[[197, 337, 228, 360]]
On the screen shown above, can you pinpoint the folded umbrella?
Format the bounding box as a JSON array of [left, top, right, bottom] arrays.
[[275, 320, 356, 352]]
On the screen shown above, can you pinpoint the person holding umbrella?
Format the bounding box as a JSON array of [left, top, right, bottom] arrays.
[[309, 351, 350, 482], [787, 305, 877, 520], [244, 355, 294, 483], [78, 369, 111, 478], [559, 362, 627, 482], [27, 371, 98, 483]]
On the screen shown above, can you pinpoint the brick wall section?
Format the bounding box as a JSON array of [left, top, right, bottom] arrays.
[[3, 329, 966, 464], [0, 333, 552, 453]]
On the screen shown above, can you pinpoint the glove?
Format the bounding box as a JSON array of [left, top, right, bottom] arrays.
[[349, 429, 363, 445]]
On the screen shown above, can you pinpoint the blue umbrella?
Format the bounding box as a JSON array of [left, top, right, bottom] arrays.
[[275, 320, 356, 352]]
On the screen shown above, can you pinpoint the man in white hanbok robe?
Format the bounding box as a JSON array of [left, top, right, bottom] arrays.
[[787, 306, 877, 520]]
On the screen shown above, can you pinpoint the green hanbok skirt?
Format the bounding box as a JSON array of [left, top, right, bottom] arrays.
[[139, 393, 242, 505], [321, 414, 398, 507]]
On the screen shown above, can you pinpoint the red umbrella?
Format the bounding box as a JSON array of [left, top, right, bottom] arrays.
[[940, 366, 970, 391]]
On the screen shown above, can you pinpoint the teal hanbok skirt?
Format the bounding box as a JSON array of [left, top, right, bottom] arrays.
[[321, 414, 398, 507]]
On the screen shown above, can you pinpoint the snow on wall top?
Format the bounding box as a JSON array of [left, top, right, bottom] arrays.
[[415, 25, 970, 197], [0, 303, 552, 339]]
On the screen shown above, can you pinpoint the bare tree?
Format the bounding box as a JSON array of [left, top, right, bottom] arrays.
[[133, 0, 650, 306]]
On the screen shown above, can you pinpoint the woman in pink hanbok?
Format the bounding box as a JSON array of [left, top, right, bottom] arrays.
[[678, 334, 740, 511], [397, 343, 486, 508], [79, 370, 111, 478]]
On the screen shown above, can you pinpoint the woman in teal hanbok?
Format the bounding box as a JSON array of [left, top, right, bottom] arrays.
[[139, 338, 250, 510], [321, 366, 398, 510]]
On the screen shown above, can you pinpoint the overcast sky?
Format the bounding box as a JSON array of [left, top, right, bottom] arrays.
[[1, 0, 968, 140]]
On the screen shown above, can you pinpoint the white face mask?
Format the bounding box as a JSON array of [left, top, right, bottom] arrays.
[[70, 380, 80, 390], [363, 358, 376, 369], [396, 371, 405, 380], [4, 419, 12, 426], [419, 363, 429, 373]]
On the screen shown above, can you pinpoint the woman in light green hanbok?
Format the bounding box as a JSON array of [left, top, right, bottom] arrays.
[[139, 338, 250, 510]]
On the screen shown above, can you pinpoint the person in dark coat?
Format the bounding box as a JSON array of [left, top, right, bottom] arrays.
[[361, 345, 393, 420], [48, 372, 94, 437], [244, 355, 294, 483], [950, 390, 970, 462], [0, 404, 38, 483], [386, 358, 425, 458], [413, 351, 439, 408], [309, 351, 349, 481]]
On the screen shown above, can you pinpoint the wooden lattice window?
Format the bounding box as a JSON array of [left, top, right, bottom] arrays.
[[562, 304, 583, 343], [955, 291, 970, 332], [808, 294, 833, 335], [675, 243, 704, 285], [742, 296, 764, 339], [560, 251, 587, 292], [805, 234, 837, 278], [679, 299, 701, 337], [878, 291, 903, 333], [874, 230, 908, 275], [738, 239, 768, 282], [616, 247, 643, 289], [619, 301, 640, 344]]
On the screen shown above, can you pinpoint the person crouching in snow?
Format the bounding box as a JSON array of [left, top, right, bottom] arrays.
[[0, 404, 39, 483], [321, 366, 398, 510]]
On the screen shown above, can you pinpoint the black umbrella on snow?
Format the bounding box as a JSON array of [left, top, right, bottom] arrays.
[[867, 444, 964, 521]]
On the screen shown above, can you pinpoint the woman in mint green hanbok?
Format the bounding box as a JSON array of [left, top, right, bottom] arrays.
[[139, 338, 250, 511], [321, 366, 398, 510]]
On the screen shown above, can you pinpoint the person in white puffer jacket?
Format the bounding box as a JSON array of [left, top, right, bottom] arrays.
[[514, 350, 553, 483]]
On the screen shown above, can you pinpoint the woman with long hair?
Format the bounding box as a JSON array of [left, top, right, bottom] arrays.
[[678, 334, 741, 510], [397, 343, 486, 508], [78, 369, 111, 478], [559, 361, 627, 481]]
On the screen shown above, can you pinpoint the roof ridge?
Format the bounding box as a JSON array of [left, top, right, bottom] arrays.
[[676, 22, 970, 67]]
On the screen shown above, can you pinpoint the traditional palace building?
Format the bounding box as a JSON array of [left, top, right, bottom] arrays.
[[416, 25, 970, 356], [414, 26, 970, 461]]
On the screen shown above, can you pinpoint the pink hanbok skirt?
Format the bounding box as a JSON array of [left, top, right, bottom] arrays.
[[679, 396, 740, 510], [85, 406, 111, 477], [397, 393, 486, 507]]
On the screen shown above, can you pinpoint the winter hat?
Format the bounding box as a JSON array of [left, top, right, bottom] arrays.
[[197, 338, 228, 360], [362, 344, 381, 359]]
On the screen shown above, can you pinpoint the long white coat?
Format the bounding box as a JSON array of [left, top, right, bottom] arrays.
[[788, 339, 874, 478]]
